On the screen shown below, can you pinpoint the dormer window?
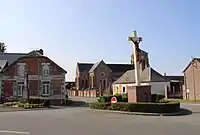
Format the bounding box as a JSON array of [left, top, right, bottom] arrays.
[[41, 63, 50, 76]]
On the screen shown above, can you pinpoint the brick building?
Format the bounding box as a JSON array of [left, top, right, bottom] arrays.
[[183, 58, 200, 100], [0, 49, 67, 102], [75, 50, 150, 94]]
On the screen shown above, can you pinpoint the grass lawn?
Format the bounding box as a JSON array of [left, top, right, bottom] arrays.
[[169, 99, 200, 103]]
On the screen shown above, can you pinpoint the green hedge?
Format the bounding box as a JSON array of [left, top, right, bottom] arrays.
[[98, 94, 127, 103], [89, 101, 180, 113], [151, 94, 165, 103], [98, 93, 165, 103]]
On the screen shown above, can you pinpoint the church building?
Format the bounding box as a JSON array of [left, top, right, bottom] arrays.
[[112, 49, 170, 95]]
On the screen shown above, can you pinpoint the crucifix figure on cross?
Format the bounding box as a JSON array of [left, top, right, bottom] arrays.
[[128, 31, 143, 85]]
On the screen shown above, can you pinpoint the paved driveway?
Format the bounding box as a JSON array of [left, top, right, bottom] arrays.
[[0, 103, 199, 135]]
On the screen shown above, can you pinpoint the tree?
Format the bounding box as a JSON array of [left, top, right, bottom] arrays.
[[0, 42, 6, 52]]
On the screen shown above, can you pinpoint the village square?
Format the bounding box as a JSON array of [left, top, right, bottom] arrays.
[[0, 30, 199, 135]]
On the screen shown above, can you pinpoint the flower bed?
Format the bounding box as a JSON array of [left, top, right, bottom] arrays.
[[4, 101, 44, 109], [89, 101, 180, 113], [3, 97, 50, 109]]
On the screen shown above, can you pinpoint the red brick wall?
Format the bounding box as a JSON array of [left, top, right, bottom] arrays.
[[4, 80, 13, 97], [52, 80, 62, 95], [3, 56, 66, 98], [4, 56, 66, 76]]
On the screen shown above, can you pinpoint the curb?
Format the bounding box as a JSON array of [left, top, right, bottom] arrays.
[[0, 107, 59, 113], [89, 109, 184, 116]]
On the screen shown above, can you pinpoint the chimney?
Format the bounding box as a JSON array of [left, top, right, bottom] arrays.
[[36, 49, 43, 55], [164, 73, 166, 76]]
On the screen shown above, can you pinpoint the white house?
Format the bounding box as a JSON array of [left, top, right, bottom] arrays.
[[112, 67, 170, 95]]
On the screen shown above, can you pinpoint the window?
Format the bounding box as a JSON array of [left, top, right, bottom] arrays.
[[103, 80, 106, 89], [81, 80, 84, 88], [101, 72, 105, 77], [42, 81, 50, 95], [122, 87, 126, 93], [42, 63, 50, 76], [17, 64, 25, 77], [116, 87, 119, 93], [86, 80, 88, 88], [17, 82, 24, 96]]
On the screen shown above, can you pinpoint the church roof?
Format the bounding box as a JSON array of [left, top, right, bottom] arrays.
[[77, 62, 133, 73], [113, 67, 169, 84], [107, 64, 133, 72], [77, 63, 93, 72], [89, 60, 104, 73]]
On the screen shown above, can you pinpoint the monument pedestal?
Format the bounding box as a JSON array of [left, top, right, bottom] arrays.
[[128, 85, 151, 102]]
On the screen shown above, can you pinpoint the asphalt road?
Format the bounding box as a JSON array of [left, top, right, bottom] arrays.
[[0, 103, 199, 135]]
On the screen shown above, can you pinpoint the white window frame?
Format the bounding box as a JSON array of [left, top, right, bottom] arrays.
[[42, 63, 50, 76], [17, 63, 26, 77], [17, 83, 23, 96], [42, 81, 50, 95], [122, 86, 126, 94]]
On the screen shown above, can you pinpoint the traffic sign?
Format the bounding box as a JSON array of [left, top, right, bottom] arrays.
[[111, 97, 117, 104]]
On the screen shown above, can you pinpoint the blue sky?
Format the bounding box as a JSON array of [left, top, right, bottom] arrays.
[[0, 0, 200, 81]]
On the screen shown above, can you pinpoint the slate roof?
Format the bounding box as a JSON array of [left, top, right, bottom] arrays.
[[77, 63, 93, 72], [0, 52, 27, 65], [0, 60, 8, 71], [27, 50, 43, 56], [107, 64, 133, 72], [113, 67, 169, 84], [0, 50, 44, 66], [89, 60, 103, 73], [77, 62, 134, 73], [165, 76, 184, 83]]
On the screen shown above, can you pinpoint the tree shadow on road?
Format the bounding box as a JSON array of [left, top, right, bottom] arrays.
[[173, 108, 193, 116], [67, 101, 89, 108]]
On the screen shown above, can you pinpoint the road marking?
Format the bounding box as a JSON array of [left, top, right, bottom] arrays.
[[0, 130, 31, 134]]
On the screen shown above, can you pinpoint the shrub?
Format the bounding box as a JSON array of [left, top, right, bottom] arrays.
[[159, 99, 170, 103], [66, 99, 73, 106], [121, 94, 128, 102], [151, 94, 165, 102], [98, 94, 128, 103], [89, 101, 180, 113], [43, 99, 50, 107], [28, 97, 50, 107], [99, 95, 113, 103], [89, 102, 110, 110]]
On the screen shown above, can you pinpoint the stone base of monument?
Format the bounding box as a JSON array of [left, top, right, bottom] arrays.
[[127, 85, 151, 102]]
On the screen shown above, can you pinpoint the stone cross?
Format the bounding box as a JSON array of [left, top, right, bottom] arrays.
[[128, 31, 143, 85]]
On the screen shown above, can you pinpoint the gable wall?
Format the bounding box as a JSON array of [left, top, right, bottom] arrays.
[[184, 60, 200, 100]]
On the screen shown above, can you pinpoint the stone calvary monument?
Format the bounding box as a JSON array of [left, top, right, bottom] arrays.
[[127, 31, 151, 102]]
